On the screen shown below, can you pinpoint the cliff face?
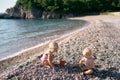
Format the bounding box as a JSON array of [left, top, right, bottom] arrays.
[[6, 8, 21, 18], [0, 7, 74, 19], [6, 7, 43, 19], [41, 11, 63, 19]]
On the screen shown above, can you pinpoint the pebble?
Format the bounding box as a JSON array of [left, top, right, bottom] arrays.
[[1, 17, 120, 80]]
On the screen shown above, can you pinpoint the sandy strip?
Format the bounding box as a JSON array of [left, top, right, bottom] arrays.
[[0, 14, 120, 79]]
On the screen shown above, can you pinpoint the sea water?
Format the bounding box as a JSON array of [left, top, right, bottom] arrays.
[[0, 19, 87, 59]]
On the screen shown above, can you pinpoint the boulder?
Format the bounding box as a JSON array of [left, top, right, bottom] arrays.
[[6, 7, 43, 19], [0, 13, 14, 19], [6, 8, 21, 18]]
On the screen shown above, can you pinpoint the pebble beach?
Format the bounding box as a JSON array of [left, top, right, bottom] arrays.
[[0, 15, 120, 80]]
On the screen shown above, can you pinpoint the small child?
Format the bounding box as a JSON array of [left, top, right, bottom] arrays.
[[41, 41, 58, 70], [79, 47, 94, 76]]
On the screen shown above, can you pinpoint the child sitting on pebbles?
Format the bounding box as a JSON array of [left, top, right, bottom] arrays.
[[41, 41, 58, 70], [79, 47, 95, 77]]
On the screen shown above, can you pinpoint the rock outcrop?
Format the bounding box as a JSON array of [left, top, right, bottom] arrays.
[[6, 8, 21, 18], [0, 13, 10, 19], [41, 11, 62, 19], [41, 11, 74, 19], [6, 7, 43, 19], [0, 7, 74, 19]]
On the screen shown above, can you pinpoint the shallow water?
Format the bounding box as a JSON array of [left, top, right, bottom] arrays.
[[0, 19, 88, 59]]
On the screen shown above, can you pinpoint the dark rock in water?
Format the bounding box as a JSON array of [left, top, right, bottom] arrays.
[[0, 13, 14, 19]]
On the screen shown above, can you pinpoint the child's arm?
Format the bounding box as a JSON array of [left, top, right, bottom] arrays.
[[72, 58, 84, 68], [79, 58, 84, 66], [48, 54, 55, 69]]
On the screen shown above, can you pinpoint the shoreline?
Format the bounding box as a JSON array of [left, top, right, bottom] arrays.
[[0, 19, 89, 77], [0, 19, 87, 60], [1, 14, 120, 79], [0, 20, 88, 61]]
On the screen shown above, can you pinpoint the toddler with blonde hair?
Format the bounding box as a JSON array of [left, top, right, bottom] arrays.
[[41, 41, 58, 70], [79, 47, 94, 76]]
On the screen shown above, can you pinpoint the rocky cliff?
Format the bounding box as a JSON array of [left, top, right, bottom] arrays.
[[0, 7, 74, 19], [5, 7, 42, 19]]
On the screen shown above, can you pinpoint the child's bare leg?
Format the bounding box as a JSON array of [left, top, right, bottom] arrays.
[[84, 69, 93, 75], [49, 56, 56, 69], [44, 61, 51, 68], [80, 69, 93, 78]]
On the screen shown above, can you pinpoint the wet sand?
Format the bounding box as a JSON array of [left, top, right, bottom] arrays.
[[0, 15, 120, 80]]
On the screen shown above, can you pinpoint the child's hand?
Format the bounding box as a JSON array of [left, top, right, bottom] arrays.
[[80, 67, 86, 71], [53, 66, 56, 71]]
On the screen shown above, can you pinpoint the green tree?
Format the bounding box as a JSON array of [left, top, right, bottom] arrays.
[[14, 0, 120, 15]]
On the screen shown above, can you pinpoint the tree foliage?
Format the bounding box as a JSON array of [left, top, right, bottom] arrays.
[[15, 0, 120, 13]]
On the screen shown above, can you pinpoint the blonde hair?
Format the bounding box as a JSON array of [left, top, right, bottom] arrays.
[[49, 41, 58, 49], [83, 47, 92, 56]]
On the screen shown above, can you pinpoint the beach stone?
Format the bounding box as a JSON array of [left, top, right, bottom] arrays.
[[1, 15, 120, 80]]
